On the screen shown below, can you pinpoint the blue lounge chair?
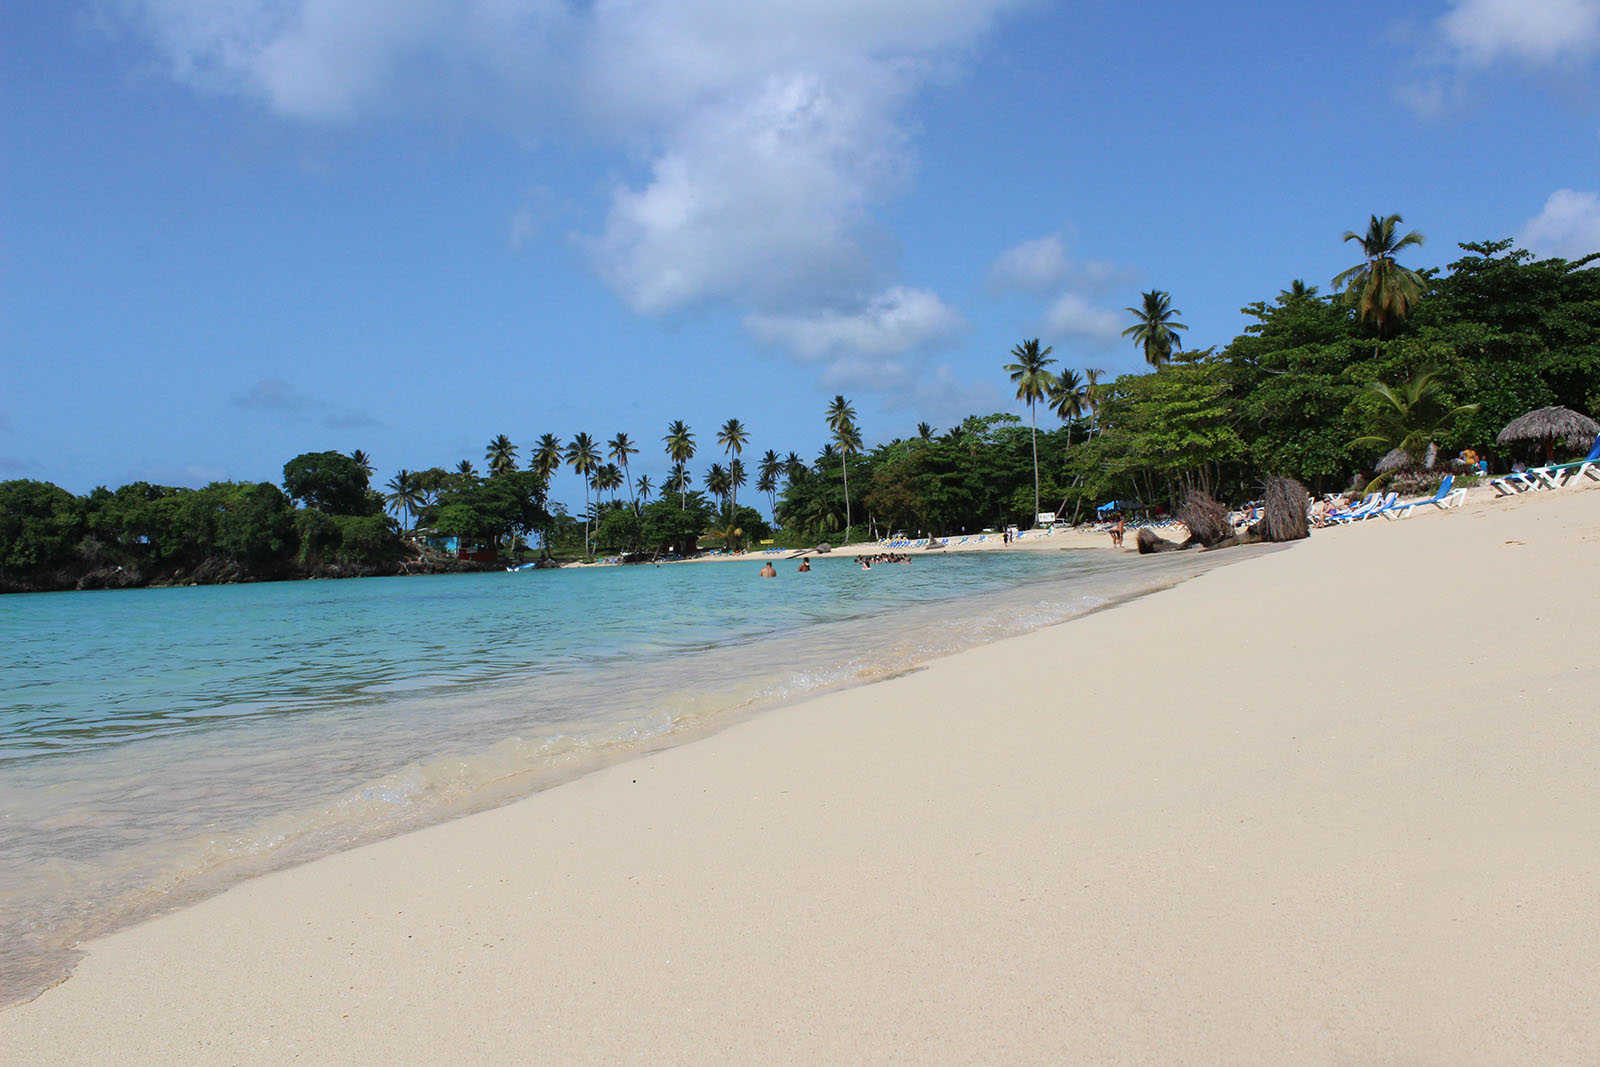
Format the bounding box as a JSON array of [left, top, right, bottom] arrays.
[[1526, 434, 1600, 489], [1382, 475, 1462, 519]]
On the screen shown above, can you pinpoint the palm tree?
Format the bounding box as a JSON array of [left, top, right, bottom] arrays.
[[595, 463, 624, 502], [784, 451, 805, 480], [1082, 368, 1107, 435], [917, 421, 934, 441], [531, 433, 563, 484], [384, 469, 424, 533], [1351, 366, 1478, 471], [756, 467, 779, 516], [705, 462, 731, 509], [486, 434, 518, 476], [1048, 368, 1087, 423], [608, 433, 638, 508], [1123, 290, 1187, 368], [756, 450, 782, 515], [635, 474, 653, 508], [565, 432, 601, 556], [1282, 279, 1320, 300], [825, 395, 859, 538], [350, 450, 375, 480], [716, 419, 749, 511], [728, 458, 747, 514], [1005, 339, 1057, 524], [454, 459, 476, 479], [664, 420, 695, 509], [666, 464, 691, 501], [1332, 213, 1426, 354]]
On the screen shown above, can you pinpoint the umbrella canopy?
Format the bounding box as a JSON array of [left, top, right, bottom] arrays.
[[1375, 447, 1411, 473], [1496, 406, 1600, 464]]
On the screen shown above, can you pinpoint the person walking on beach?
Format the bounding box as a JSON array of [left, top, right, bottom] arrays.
[[759, 561, 777, 578], [1110, 513, 1125, 548]]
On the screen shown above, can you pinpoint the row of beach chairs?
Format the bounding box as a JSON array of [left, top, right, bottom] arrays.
[[1490, 436, 1600, 496], [1318, 475, 1468, 524]]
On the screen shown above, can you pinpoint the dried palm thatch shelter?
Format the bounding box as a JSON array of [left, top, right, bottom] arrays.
[[1496, 406, 1600, 464], [1175, 490, 1232, 548], [1251, 477, 1310, 543]]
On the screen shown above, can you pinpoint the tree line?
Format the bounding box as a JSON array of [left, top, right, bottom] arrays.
[[4, 221, 1597, 589]]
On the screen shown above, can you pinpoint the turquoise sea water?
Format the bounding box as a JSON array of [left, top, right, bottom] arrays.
[[0, 546, 1232, 1004]]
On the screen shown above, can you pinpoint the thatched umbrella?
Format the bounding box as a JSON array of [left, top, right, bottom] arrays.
[[1254, 477, 1310, 543], [1175, 490, 1232, 548], [1496, 406, 1600, 464], [1375, 447, 1411, 474]]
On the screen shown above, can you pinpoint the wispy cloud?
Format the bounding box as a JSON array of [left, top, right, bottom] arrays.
[[107, 0, 1026, 322], [1518, 188, 1600, 260], [232, 377, 381, 430], [1041, 292, 1124, 350], [1403, 0, 1600, 115]]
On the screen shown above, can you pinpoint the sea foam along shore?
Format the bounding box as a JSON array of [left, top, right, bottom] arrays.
[[4, 484, 1597, 1064]]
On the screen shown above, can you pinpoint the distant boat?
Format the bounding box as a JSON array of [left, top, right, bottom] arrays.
[[507, 561, 539, 572]]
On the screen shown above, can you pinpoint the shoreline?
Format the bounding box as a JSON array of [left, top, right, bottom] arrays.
[[5, 483, 1598, 1061]]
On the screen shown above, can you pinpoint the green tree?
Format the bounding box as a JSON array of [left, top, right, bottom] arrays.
[[825, 395, 860, 538], [1004, 338, 1057, 523], [608, 432, 638, 509], [634, 473, 653, 507], [384, 469, 425, 533], [1350, 366, 1479, 469], [1124, 290, 1187, 368], [1332, 213, 1426, 351], [485, 434, 519, 476], [532, 434, 563, 482], [565, 432, 601, 557], [349, 450, 375, 479], [282, 451, 377, 516], [716, 418, 749, 511], [663, 420, 696, 509]]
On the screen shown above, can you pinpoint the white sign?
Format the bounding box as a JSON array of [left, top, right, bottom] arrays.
[[1035, 512, 1056, 525]]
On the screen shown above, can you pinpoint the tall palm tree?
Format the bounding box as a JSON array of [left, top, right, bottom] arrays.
[[1332, 213, 1426, 354], [666, 464, 691, 501], [454, 459, 476, 480], [486, 434, 518, 477], [595, 463, 623, 502], [608, 433, 638, 508], [756, 450, 782, 515], [664, 420, 696, 509], [825, 395, 859, 538], [532, 433, 563, 483], [1005, 339, 1057, 524], [384, 469, 423, 533], [1123, 290, 1187, 368], [728, 458, 746, 514], [350, 450, 375, 480], [716, 419, 749, 511], [917, 421, 934, 441], [635, 474, 653, 508], [705, 463, 731, 510], [756, 467, 779, 516], [565, 432, 601, 556]]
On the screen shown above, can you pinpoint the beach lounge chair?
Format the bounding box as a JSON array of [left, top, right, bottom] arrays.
[[1491, 469, 1544, 495], [1330, 493, 1382, 523], [1382, 475, 1461, 519], [1526, 435, 1600, 489]]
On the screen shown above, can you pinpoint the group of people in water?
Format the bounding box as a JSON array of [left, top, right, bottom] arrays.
[[759, 553, 913, 577]]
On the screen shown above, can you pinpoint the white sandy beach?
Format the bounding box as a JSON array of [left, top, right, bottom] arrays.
[[4, 483, 1598, 1063]]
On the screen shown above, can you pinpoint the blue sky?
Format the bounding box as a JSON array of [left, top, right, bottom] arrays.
[[4, 0, 1598, 515]]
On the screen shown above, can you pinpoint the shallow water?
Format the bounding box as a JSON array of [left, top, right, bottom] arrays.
[[0, 546, 1241, 1004]]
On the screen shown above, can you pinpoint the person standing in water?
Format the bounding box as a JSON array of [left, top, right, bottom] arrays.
[[797, 559, 810, 572], [759, 561, 777, 577]]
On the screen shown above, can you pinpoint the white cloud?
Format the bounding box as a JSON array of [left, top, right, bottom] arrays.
[[1438, 0, 1600, 68], [746, 286, 963, 360], [1041, 292, 1123, 350], [107, 0, 1027, 313], [989, 234, 1069, 295], [1518, 189, 1600, 260], [989, 233, 1140, 297]]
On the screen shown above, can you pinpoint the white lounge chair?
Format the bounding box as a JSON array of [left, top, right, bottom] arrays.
[[1382, 475, 1463, 519]]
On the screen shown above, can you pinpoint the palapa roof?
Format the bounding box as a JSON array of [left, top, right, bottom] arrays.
[[1496, 406, 1600, 447], [1375, 447, 1412, 473]]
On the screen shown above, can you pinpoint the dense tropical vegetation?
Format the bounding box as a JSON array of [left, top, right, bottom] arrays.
[[4, 231, 1597, 591]]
